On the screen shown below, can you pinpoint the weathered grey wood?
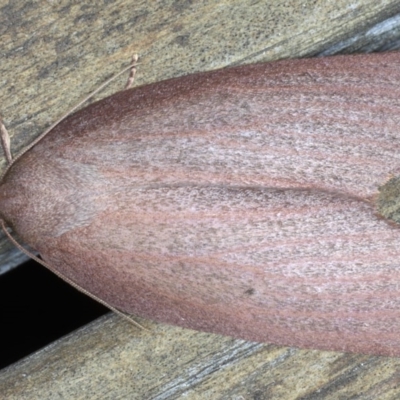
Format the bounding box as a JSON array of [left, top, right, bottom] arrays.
[[0, 238, 29, 275], [1, 314, 400, 399], [318, 12, 400, 54], [2, 0, 400, 398]]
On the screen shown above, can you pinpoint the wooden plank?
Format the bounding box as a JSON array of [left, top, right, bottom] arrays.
[[2, 315, 400, 399], [2, 0, 400, 398]]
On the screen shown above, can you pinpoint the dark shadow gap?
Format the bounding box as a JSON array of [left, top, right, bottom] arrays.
[[0, 259, 108, 370]]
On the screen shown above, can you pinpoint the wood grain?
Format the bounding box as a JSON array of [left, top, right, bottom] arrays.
[[2, 315, 400, 399]]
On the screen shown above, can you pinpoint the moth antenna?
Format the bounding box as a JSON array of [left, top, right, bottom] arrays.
[[4, 54, 140, 174], [0, 116, 12, 165], [0, 219, 150, 331], [124, 53, 139, 90]]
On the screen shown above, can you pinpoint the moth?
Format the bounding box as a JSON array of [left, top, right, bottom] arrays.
[[2, 52, 400, 356]]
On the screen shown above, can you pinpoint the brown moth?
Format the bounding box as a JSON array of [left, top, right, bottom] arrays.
[[2, 52, 400, 356]]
